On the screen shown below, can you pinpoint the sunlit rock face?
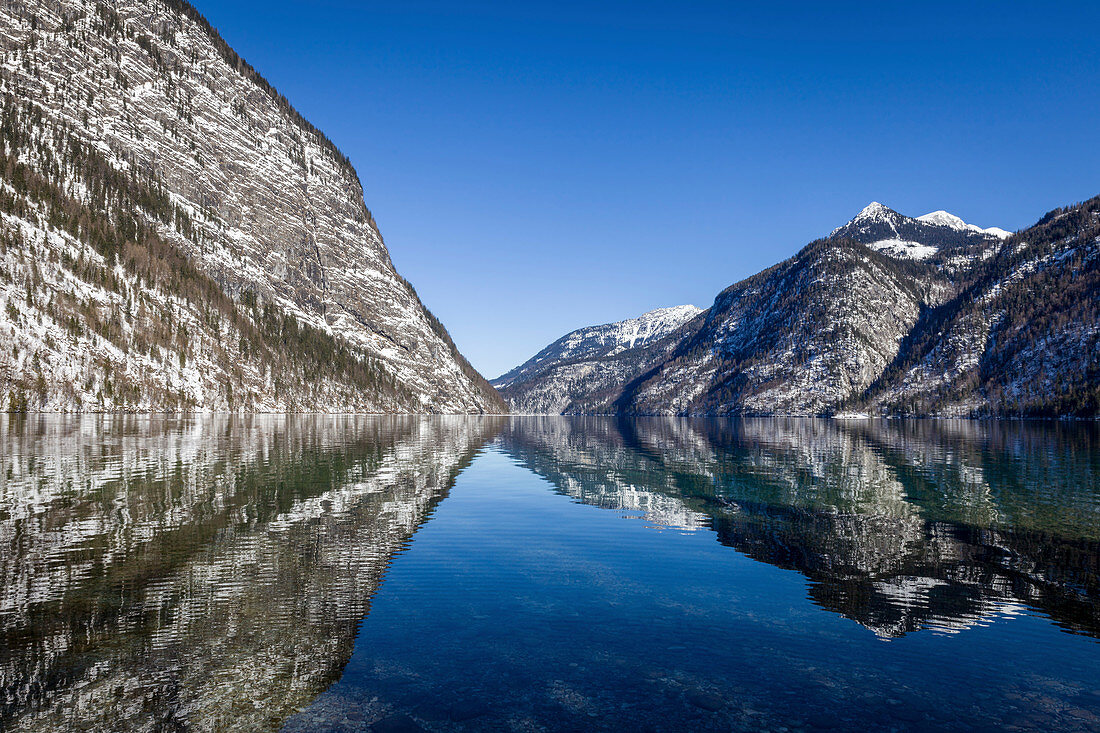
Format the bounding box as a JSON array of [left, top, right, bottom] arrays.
[[861, 199, 1100, 417], [0, 1, 502, 412], [497, 199, 1098, 418], [498, 417, 1100, 638], [492, 306, 703, 415], [0, 415, 501, 731]]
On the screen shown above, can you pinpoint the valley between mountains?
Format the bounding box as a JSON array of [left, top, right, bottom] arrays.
[[0, 1, 1095, 417]]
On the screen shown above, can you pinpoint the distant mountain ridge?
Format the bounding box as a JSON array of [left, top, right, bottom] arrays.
[[496, 198, 1099, 417], [916, 210, 1012, 239], [491, 305, 702, 414], [829, 201, 1008, 262]]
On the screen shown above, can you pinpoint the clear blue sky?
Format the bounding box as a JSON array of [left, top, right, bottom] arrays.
[[197, 0, 1100, 379]]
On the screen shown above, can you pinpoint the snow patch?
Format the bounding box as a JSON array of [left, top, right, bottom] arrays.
[[917, 210, 1011, 239], [866, 238, 939, 260], [856, 202, 893, 221]]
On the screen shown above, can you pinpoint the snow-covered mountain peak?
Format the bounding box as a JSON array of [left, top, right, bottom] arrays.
[[831, 202, 904, 237], [855, 202, 896, 222], [917, 210, 968, 229], [490, 304, 702, 402], [830, 201, 1011, 261], [918, 210, 1011, 239], [636, 305, 703, 325]]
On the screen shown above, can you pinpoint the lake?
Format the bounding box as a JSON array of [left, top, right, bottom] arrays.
[[2, 415, 1098, 731]]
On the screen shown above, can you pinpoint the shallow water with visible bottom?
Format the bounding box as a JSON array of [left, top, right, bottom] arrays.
[[2, 415, 1099, 731]]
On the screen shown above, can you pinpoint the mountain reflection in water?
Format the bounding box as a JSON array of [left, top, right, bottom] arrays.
[[2, 415, 1098, 732], [500, 417, 1100, 639], [0, 415, 502, 731]]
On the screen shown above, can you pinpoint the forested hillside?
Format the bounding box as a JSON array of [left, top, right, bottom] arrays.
[[861, 196, 1100, 417]]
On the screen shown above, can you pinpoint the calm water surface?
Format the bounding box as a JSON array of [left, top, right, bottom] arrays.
[[2, 415, 1099, 731]]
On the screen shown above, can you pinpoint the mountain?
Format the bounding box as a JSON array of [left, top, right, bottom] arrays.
[[615, 203, 1010, 415], [496, 198, 1098, 417], [830, 201, 1008, 263], [492, 305, 702, 414], [863, 196, 1100, 416], [0, 0, 504, 413]]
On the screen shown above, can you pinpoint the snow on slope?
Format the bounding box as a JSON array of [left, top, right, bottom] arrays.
[[552, 305, 703, 360], [865, 238, 939, 260], [831, 202, 1010, 261], [0, 0, 502, 413], [493, 305, 701, 390], [491, 305, 703, 415], [917, 210, 1012, 239]]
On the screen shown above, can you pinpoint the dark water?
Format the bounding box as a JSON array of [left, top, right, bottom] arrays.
[[2, 416, 1099, 731]]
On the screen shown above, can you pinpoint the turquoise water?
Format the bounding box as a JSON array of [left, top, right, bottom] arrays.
[[2, 416, 1098, 731]]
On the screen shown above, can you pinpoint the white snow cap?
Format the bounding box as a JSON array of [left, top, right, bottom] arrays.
[[638, 304, 702, 320], [916, 210, 968, 229], [917, 210, 1011, 239], [855, 201, 894, 220]]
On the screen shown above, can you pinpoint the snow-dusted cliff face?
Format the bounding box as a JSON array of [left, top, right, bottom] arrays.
[[863, 197, 1100, 416], [492, 305, 702, 414], [0, 0, 503, 413], [497, 197, 1098, 417]]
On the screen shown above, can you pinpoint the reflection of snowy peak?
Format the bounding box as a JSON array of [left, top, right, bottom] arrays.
[[499, 417, 1100, 640]]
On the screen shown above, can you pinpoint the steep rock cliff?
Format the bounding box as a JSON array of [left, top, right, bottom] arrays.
[[0, 0, 504, 412]]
